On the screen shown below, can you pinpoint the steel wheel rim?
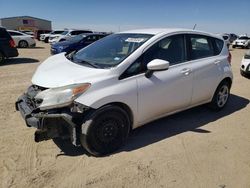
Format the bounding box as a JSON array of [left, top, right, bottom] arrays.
[[217, 85, 229, 107], [97, 118, 119, 143], [20, 41, 27, 48]]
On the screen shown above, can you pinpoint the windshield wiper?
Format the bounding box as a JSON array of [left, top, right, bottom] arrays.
[[76, 60, 100, 68]]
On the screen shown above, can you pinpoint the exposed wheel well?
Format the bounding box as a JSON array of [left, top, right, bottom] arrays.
[[221, 77, 232, 89]]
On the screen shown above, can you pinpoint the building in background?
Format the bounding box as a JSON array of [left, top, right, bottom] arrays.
[[0, 16, 51, 31]]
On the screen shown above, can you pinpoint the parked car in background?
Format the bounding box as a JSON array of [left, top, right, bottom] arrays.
[[34, 30, 51, 40], [8, 30, 36, 48], [48, 29, 93, 44], [0, 27, 18, 64], [16, 28, 233, 156], [240, 50, 250, 78], [40, 30, 65, 43], [232, 36, 250, 49], [51, 33, 108, 55]]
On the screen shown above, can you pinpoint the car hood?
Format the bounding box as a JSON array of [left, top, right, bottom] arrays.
[[41, 33, 50, 37], [50, 34, 62, 38], [32, 53, 110, 88], [52, 40, 75, 48]]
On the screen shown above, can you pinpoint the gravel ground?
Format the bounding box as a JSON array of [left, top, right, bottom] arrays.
[[0, 41, 249, 188]]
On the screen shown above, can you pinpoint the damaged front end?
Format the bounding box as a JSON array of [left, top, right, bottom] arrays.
[[16, 85, 90, 146]]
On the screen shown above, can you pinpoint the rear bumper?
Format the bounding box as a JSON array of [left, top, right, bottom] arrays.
[[16, 93, 82, 145]]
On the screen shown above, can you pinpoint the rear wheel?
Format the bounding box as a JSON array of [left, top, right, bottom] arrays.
[[44, 37, 49, 43], [0, 51, 5, 64], [80, 105, 130, 156], [208, 81, 230, 111], [19, 40, 28, 48]]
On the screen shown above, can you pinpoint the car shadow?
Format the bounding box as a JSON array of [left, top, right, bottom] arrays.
[[122, 94, 249, 152], [1, 57, 39, 65], [53, 138, 87, 157], [52, 94, 249, 157], [30, 47, 45, 49]]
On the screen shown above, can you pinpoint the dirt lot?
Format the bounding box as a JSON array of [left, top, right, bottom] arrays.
[[0, 41, 249, 188]]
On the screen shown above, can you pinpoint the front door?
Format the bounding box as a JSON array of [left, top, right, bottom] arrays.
[[136, 34, 194, 124]]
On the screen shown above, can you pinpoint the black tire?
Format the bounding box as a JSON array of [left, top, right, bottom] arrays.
[[80, 105, 130, 156], [44, 37, 49, 43], [208, 81, 230, 111], [18, 40, 28, 48], [0, 51, 5, 64], [232, 45, 235, 48]]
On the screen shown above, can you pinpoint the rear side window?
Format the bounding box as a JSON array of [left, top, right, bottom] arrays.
[[214, 38, 224, 55], [189, 35, 214, 60], [9, 31, 23, 36]]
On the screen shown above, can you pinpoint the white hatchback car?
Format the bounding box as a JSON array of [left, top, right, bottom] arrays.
[[8, 30, 36, 48], [240, 50, 250, 78], [232, 36, 250, 49], [16, 28, 233, 156]]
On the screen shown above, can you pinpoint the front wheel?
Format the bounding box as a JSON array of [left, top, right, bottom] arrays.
[[80, 105, 130, 156], [208, 81, 230, 111]]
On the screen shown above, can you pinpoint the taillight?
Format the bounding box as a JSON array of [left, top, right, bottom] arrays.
[[228, 52, 232, 65], [9, 39, 16, 48]]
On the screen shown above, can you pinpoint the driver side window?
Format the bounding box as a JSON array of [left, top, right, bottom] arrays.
[[120, 34, 186, 79]]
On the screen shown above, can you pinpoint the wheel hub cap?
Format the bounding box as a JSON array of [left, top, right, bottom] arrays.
[[217, 85, 229, 107]]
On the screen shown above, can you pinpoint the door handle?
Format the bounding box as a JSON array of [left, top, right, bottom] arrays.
[[181, 68, 191, 75]]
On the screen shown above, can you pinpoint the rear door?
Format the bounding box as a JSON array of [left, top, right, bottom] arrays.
[[186, 34, 223, 105]]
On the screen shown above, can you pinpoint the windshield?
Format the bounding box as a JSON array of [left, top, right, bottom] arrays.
[[71, 33, 153, 68], [239, 36, 249, 40], [61, 30, 69, 35], [68, 34, 86, 42]]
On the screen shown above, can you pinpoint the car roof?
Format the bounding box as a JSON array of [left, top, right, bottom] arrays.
[[119, 28, 220, 38], [7, 30, 21, 32]]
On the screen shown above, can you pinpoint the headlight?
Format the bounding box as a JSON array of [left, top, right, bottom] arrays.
[[35, 83, 91, 110]]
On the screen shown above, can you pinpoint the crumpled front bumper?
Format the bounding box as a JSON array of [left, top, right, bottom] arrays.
[[15, 92, 82, 145]]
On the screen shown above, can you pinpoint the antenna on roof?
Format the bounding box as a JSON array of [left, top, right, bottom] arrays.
[[193, 24, 197, 30]]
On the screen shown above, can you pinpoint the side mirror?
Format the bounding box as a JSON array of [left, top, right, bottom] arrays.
[[145, 59, 169, 78]]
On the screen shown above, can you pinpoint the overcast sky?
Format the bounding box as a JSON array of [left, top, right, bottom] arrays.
[[1, 0, 250, 35]]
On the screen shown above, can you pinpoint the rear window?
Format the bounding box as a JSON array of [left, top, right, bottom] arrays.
[[0, 28, 11, 39]]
